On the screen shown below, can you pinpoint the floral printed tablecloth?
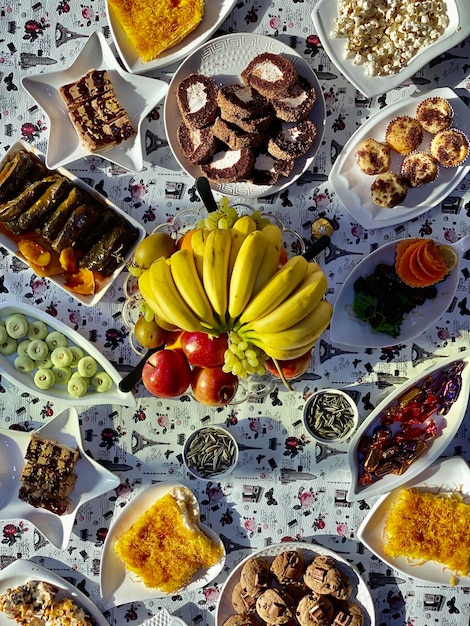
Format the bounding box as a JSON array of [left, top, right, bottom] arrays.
[[0, 1, 469, 625]]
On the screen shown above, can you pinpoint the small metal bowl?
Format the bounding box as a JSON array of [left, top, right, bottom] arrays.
[[183, 426, 239, 481], [303, 389, 359, 444]]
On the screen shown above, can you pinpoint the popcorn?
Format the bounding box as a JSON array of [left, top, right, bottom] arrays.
[[331, 0, 449, 76]]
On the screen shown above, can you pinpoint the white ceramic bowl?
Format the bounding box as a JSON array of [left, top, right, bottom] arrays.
[[183, 426, 239, 480], [21, 31, 168, 171], [303, 388, 358, 444]]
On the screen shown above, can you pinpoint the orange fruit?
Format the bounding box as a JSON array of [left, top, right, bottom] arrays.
[[177, 228, 200, 251]]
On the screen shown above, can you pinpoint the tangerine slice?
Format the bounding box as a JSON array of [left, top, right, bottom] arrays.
[[396, 240, 426, 286], [421, 241, 448, 279], [409, 242, 437, 286]]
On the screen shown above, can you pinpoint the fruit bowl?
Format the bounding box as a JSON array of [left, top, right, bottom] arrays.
[[122, 202, 312, 404]]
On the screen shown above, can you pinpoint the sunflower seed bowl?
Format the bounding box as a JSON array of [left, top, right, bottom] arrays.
[[183, 426, 239, 481], [303, 389, 359, 444]]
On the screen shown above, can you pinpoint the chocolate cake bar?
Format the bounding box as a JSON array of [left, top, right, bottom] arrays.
[[59, 69, 136, 152], [19, 434, 80, 516]]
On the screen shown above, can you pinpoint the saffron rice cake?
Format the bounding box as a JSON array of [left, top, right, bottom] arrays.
[[107, 0, 205, 63], [384, 488, 470, 584], [114, 486, 223, 592]]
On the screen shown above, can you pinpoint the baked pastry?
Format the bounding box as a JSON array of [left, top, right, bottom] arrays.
[[256, 588, 295, 625], [251, 152, 294, 185], [212, 117, 265, 150], [222, 615, 258, 626], [296, 592, 334, 626], [60, 69, 136, 152], [177, 120, 218, 165], [385, 115, 423, 154], [303, 555, 345, 596], [201, 148, 255, 183], [430, 129, 469, 167], [231, 581, 257, 614], [271, 549, 305, 584], [241, 52, 298, 98], [270, 76, 317, 122], [177, 74, 219, 129], [18, 433, 80, 516], [332, 601, 364, 626], [329, 568, 352, 601], [239, 556, 272, 597], [401, 152, 439, 187], [217, 83, 271, 121], [267, 120, 317, 160], [107, 0, 204, 62], [356, 138, 391, 175], [370, 171, 408, 208], [416, 97, 453, 134]]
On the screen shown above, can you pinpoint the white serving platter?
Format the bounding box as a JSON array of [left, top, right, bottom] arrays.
[[0, 141, 146, 307], [328, 88, 470, 229], [0, 301, 135, 407], [164, 32, 326, 199], [0, 559, 109, 625], [100, 482, 225, 608], [215, 542, 375, 626], [357, 456, 470, 586], [347, 351, 470, 502], [106, 0, 238, 74], [312, 0, 470, 98], [0, 408, 120, 550], [329, 234, 468, 349], [21, 31, 168, 171]]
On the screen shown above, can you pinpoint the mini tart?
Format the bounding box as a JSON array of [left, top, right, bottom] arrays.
[[356, 138, 391, 175], [401, 152, 439, 188], [416, 97, 453, 134], [385, 115, 423, 155], [177, 73, 219, 129], [241, 52, 298, 99], [430, 128, 469, 167], [370, 171, 408, 208]]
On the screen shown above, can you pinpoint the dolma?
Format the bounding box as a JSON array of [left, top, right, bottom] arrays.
[[78, 207, 118, 253], [42, 186, 85, 242], [80, 219, 138, 275], [51, 202, 101, 253], [11, 176, 72, 234], [0, 175, 59, 224]]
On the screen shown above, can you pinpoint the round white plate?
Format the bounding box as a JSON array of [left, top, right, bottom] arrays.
[[100, 482, 226, 608], [0, 141, 146, 308], [328, 87, 470, 229], [357, 456, 470, 586], [106, 0, 238, 74], [0, 408, 120, 550], [215, 542, 375, 626], [329, 234, 468, 349], [0, 301, 135, 407], [164, 33, 326, 199], [21, 31, 168, 171], [347, 351, 470, 502], [312, 0, 470, 98], [0, 559, 109, 625]]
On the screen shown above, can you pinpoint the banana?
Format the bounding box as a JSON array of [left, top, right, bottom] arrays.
[[243, 269, 328, 335], [244, 299, 333, 352], [169, 248, 219, 328], [190, 228, 209, 279], [251, 223, 283, 296], [228, 229, 269, 321], [144, 257, 210, 332], [237, 255, 310, 325], [228, 215, 257, 275], [202, 228, 232, 321]]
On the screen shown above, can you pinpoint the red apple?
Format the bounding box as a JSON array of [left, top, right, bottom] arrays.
[[181, 331, 228, 368], [142, 349, 191, 398], [265, 350, 312, 381], [191, 366, 238, 406]]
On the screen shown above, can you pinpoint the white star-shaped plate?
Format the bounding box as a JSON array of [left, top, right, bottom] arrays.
[[21, 31, 168, 171], [0, 407, 120, 550]]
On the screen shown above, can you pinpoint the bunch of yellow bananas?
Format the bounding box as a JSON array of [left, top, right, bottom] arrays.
[[137, 214, 332, 363]]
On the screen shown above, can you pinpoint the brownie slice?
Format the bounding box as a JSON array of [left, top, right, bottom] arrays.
[[19, 434, 80, 516]]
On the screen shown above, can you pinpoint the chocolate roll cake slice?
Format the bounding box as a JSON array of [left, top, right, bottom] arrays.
[[267, 119, 317, 160], [177, 120, 218, 165], [212, 117, 265, 151], [201, 148, 255, 183], [177, 73, 219, 129], [241, 52, 298, 98], [270, 76, 317, 122], [217, 83, 271, 121]]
